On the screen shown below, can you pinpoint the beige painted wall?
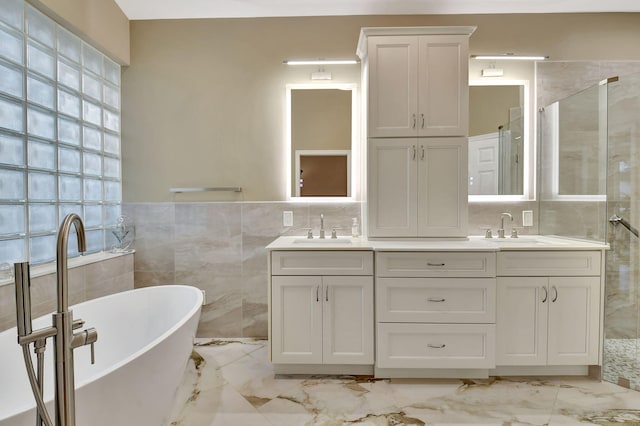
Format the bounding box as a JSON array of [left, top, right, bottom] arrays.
[[30, 0, 130, 64], [122, 14, 640, 202]]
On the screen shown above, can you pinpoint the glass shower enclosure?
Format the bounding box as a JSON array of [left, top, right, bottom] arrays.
[[539, 72, 640, 390]]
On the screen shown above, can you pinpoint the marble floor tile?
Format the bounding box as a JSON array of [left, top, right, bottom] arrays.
[[168, 338, 640, 426]]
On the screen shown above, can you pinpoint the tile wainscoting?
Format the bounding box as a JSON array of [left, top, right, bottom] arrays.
[[0, 253, 134, 333], [123, 201, 538, 338]]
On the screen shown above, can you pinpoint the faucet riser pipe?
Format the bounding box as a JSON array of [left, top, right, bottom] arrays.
[[54, 311, 76, 426]]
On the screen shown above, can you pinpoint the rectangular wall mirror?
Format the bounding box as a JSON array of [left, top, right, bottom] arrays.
[[468, 80, 530, 199], [286, 84, 359, 200]]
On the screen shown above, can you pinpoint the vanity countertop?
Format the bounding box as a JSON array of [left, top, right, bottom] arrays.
[[266, 235, 609, 251]]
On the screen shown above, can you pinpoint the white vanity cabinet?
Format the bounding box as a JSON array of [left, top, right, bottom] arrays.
[[366, 34, 470, 138], [368, 137, 467, 237], [496, 251, 602, 367], [358, 27, 474, 239], [269, 250, 374, 372], [374, 251, 497, 375]]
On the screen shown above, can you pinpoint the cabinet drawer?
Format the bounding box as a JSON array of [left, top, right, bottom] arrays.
[[377, 323, 495, 369], [376, 251, 496, 277], [497, 251, 601, 276], [271, 251, 373, 276], [377, 278, 496, 323]]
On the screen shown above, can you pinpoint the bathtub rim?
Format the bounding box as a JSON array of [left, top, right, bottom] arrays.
[[72, 284, 203, 388]]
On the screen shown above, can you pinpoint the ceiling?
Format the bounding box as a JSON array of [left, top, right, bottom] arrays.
[[114, 0, 640, 20]]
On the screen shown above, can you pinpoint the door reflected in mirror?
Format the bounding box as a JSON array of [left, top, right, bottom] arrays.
[[287, 85, 357, 199], [468, 83, 527, 196], [296, 150, 350, 196]]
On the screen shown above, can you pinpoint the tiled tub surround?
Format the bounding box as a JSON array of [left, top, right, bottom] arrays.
[[123, 201, 539, 338], [0, 252, 134, 333]]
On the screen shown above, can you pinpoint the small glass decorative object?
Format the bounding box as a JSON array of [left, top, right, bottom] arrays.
[[0, 262, 13, 281], [110, 215, 135, 253]]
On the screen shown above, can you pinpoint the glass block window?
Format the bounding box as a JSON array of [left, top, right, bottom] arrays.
[[0, 0, 121, 265]]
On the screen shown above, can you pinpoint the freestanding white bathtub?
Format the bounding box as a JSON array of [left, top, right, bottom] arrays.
[[0, 285, 202, 426]]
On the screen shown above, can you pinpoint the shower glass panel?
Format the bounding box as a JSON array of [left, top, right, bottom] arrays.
[[539, 73, 640, 390], [604, 73, 640, 390], [539, 83, 607, 240]]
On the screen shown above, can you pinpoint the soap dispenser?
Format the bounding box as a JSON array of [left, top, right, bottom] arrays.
[[351, 217, 360, 238]]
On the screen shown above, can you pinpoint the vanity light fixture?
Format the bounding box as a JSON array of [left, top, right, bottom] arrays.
[[472, 54, 548, 61], [283, 59, 359, 65]]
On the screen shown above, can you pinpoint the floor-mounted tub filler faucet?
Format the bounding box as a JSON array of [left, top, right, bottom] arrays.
[[15, 213, 98, 426]]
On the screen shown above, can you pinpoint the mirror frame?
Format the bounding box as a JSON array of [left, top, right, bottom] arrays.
[[468, 79, 533, 201], [285, 83, 360, 201]]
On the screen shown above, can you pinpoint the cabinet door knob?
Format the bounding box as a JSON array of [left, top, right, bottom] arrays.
[[541, 286, 548, 303], [551, 286, 558, 302], [427, 343, 446, 349]]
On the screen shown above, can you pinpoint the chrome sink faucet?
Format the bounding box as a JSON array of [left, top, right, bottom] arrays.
[[15, 213, 98, 426], [498, 212, 513, 238]]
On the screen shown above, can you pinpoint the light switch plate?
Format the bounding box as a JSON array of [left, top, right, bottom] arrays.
[[283, 211, 293, 227], [522, 210, 533, 227]]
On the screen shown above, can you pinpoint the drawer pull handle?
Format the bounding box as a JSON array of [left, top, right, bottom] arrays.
[[427, 344, 446, 349], [427, 298, 446, 302], [427, 263, 445, 267], [551, 286, 558, 303], [325, 285, 329, 302], [541, 286, 548, 303], [316, 285, 320, 302]]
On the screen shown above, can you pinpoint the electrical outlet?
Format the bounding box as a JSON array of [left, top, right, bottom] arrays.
[[522, 210, 533, 227], [283, 211, 293, 227], [201, 289, 206, 306]]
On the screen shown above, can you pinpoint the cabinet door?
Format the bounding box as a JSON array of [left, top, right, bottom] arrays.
[[496, 277, 548, 366], [547, 277, 600, 365], [271, 276, 322, 364], [368, 138, 418, 237], [367, 36, 419, 137], [418, 35, 468, 136], [417, 138, 468, 237], [323, 276, 374, 365]]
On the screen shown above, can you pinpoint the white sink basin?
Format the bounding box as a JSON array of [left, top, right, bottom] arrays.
[[485, 236, 570, 246], [293, 237, 353, 245]]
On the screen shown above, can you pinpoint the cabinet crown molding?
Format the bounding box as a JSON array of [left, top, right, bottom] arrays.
[[357, 26, 477, 58]]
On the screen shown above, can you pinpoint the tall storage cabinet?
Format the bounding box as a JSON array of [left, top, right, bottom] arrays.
[[368, 138, 467, 237], [358, 27, 475, 238], [367, 35, 469, 138]]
